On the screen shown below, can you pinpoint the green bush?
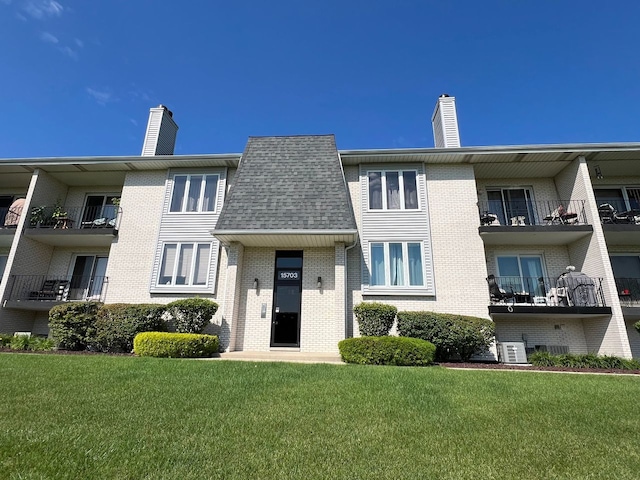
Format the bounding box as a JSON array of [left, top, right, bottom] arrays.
[[165, 298, 219, 334], [635, 320, 640, 334], [48, 302, 101, 350], [0, 333, 13, 346], [338, 336, 436, 366], [529, 351, 640, 370], [353, 302, 397, 337], [89, 304, 167, 353], [396, 311, 495, 362], [8, 335, 54, 351], [133, 332, 219, 358]]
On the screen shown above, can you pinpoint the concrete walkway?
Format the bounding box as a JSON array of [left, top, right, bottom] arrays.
[[216, 351, 344, 364]]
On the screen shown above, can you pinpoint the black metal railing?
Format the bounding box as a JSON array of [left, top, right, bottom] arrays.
[[615, 278, 640, 306], [0, 206, 24, 228], [6, 275, 109, 302], [26, 205, 122, 230], [478, 199, 587, 227], [487, 275, 606, 307]]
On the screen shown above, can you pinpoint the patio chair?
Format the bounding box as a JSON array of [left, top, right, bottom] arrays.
[[598, 203, 615, 224], [487, 275, 515, 303], [28, 279, 69, 301]]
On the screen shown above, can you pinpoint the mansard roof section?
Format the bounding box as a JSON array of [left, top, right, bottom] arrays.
[[215, 135, 357, 232]]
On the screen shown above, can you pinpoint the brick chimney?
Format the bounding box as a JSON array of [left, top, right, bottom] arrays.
[[141, 105, 179, 156], [431, 94, 460, 148]]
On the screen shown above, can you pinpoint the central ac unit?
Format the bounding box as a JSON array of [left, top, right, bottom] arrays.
[[498, 342, 528, 364]]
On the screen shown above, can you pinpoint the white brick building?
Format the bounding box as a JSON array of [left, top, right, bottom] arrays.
[[1, 98, 639, 359]]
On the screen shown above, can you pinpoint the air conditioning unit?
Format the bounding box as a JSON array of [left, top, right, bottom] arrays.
[[498, 342, 528, 364]]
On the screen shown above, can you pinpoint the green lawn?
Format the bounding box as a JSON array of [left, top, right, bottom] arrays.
[[1, 354, 639, 479]]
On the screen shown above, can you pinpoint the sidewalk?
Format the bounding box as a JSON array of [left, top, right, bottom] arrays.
[[216, 351, 344, 364]]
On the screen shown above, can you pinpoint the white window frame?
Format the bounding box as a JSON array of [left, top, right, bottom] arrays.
[[157, 242, 212, 287], [169, 174, 219, 213], [367, 169, 419, 211], [368, 241, 425, 288]]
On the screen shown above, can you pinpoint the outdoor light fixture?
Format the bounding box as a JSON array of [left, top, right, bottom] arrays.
[[595, 165, 603, 179], [253, 278, 259, 290], [317, 276, 322, 289]]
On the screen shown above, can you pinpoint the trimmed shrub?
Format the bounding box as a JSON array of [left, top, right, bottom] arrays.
[[338, 336, 436, 366], [353, 302, 397, 337], [89, 304, 167, 353], [165, 298, 219, 334], [529, 351, 640, 370], [133, 332, 219, 358], [635, 320, 640, 334], [397, 311, 495, 362], [9, 335, 54, 351], [48, 302, 101, 350]]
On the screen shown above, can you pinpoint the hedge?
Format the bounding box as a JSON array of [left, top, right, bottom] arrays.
[[397, 311, 495, 362], [353, 302, 397, 336], [48, 302, 102, 350], [89, 304, 167, 353], [133, 332, 219, 358], [165, 298, 219, 334], [530, 351, 640, 370], [338, 336, 436, 366]]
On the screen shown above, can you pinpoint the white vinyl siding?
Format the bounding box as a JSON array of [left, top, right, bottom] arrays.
[[150, 168, 226, 294], [360, 163, 434, 295]]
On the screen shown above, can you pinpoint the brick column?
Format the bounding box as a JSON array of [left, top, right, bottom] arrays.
[[222, 242, 244, 352]]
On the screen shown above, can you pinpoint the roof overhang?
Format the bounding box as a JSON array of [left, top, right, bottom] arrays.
[[211, 229, 358, 247]]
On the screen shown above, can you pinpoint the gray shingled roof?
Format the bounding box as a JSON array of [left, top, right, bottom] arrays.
[[214, 135, 357, 231]]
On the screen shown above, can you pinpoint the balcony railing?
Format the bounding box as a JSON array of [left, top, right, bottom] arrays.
[[478, 200, 587, 227], [488, 275, 606, 307], [615, 278, 640, 306], [6, 275, 109, 303], [597, 204, 640, 225], [26, 205, 122, 230]]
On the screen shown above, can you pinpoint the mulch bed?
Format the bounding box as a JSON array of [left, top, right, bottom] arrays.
[[438, 362, 640, 375]]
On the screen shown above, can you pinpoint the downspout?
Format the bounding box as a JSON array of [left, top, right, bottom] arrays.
[[344, 237, 358, 339]]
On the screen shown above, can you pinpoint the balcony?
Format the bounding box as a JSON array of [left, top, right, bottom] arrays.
[[614, 278, 640, 321], [597, 204, 640, 245], [24, 205, 122, 247], [487, 275, 611, 318], [478, 199, 592, 245], [3, 274, 108, 311]]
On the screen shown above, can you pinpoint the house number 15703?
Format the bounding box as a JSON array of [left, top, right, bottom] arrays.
[[279, 272, 299, 279]]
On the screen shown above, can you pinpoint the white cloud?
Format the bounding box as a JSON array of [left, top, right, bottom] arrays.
[[39, 31, 57, 43], [74, 38, 83, 48], [24, 0, 63, 19], [58, 45, 77, 59], [86, 87, 113, 106]]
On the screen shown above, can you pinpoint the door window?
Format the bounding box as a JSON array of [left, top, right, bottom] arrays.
[[496, 255, 545, 296], [487, 188, 535, 225], [69, 255, 108, 300]]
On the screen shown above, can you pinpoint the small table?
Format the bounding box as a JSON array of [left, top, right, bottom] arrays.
[[53, 217, 73, 229]]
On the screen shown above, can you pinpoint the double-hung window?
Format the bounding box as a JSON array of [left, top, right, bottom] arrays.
[[169, 174, 219, 213], [158, 242, 211, 286], [370, 242, 424, 287], [368, 170, 418, 210]]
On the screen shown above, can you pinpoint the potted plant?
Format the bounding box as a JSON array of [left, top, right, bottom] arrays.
[[30, 205, 46, 227]]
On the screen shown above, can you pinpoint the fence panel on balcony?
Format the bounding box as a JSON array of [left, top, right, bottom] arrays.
[[26, 205, 122, 230], [488, 275, 606, 307], [7, 275, 109, 303], [478, 200, 587, 227]]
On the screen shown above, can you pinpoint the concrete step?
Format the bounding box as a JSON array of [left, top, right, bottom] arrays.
[[216, 351, 344, 364]]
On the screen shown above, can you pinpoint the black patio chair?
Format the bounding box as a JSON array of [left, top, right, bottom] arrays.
[[487, 275, 515, 303]]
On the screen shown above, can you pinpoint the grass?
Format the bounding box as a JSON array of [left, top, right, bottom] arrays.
[[1, 354, 639, 479]]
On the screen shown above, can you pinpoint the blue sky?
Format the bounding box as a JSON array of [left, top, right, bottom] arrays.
[[0, 1, 638, 157]]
